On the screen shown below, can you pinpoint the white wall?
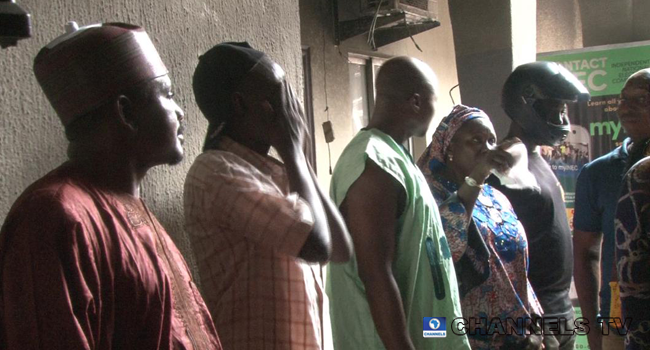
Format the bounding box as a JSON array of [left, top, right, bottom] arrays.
[[0, 0, 303, 274]]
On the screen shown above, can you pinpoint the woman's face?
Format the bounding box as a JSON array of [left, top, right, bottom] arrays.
[[447, 118, 497, 178]]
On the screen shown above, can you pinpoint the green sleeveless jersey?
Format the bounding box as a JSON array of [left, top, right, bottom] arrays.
[[328, 129, 470, 349]]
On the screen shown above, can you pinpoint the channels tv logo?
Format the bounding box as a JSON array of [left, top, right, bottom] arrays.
[[423, 317, 446, 338]]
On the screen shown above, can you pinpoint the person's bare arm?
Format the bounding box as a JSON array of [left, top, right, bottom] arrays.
[[339, 160, 414, 350], [282, 151, 331, 262], [269, 81, 332, 263], [309, 166, 352, 263], [573, 229, 603, 350]]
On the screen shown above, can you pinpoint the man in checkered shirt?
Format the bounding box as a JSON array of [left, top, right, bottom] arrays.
[[185, 42, 351, 350]]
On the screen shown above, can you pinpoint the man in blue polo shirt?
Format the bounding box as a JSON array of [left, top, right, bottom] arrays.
[[574, 68, 650, 350]]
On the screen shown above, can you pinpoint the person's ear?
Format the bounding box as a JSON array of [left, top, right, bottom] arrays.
[[232, 92, 246, 115], [409, 93, 422, 113], [446, 143, 455, 162], [260, 100, 275, 122], [116, 95, 138, 133]]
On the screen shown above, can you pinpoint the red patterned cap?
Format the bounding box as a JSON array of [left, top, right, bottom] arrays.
[[33, 22, 168, 126]]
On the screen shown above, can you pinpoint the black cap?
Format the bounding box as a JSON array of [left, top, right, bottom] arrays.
[[193, 42, 266, 128]]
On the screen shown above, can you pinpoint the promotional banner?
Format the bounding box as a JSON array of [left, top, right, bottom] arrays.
[[538, 41, 650, 350], [538, 41, 650, 223]]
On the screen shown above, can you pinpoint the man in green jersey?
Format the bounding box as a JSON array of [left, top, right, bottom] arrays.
[[328, 56, 470, 350]]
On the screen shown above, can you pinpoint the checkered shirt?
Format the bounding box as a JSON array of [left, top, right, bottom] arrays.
[[184, 137, 331, 350]]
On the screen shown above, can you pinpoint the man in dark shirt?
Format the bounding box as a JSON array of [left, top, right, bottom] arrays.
[[575, 68, 650, 350], [491, 61, 590, 350]]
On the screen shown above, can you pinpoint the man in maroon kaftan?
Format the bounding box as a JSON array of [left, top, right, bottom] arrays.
[[0, 22, 222, 350]]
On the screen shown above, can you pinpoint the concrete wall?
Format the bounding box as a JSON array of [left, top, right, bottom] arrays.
[[578, 0, 650, 47], [0, 0, 303, 274], [300, 0, 459, 191], [537, 0, 583, 53]]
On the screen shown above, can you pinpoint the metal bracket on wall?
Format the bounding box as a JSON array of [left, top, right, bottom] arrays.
[[332, 0, 440, 50], [372, 19, 439, 48], [335, 9, 406, 44]]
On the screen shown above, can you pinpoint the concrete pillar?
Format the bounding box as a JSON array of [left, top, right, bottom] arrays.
[[537, 0, 583, 53], [579, 0, 650, 47], [579, 0, 633, 47], [448, 0, 536, 138], [631, 0, 650, 42]]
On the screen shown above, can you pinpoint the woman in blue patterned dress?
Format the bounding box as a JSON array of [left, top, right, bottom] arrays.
[[417, 104, 544, 349]]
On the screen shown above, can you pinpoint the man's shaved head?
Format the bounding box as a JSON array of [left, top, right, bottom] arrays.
[[375, 56, 438, 101], [625, 68, 650, 87], [369, 56, 439, 139]]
